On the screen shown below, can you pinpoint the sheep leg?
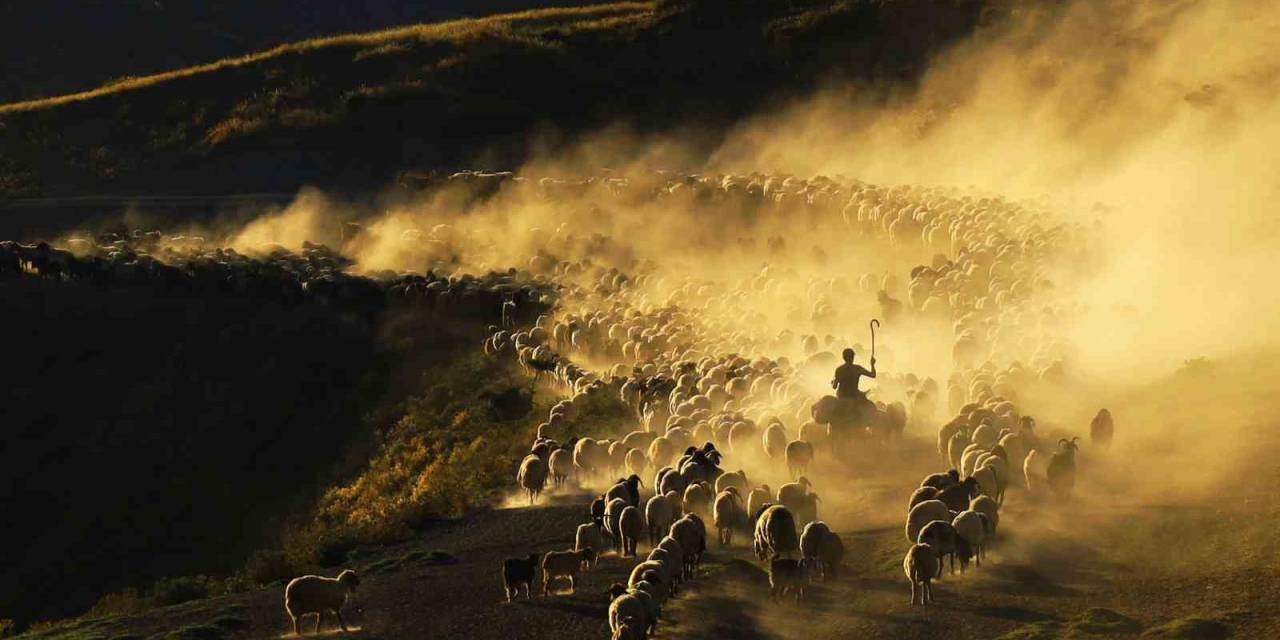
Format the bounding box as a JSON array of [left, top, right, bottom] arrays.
[[542, 574, 551, 597], [568, 575, 576, 595], [925, 579, 933, 604], [291, 615, 301, 636], [335, 609, 349, 632], [315, 612, 324, 634], [910, 580, 917, 605], [950, 552, 956, 575]]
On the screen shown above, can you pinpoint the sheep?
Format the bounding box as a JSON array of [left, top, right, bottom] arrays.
[[904, 543, 936, 605], [604, 497, 630, 553], [590, 495, 607, 526], [714, 469, 749, 495], [970, 495, 1000, 534], [784, 440, 814, 479], [606, 583, 659, 636], [746, 485, 772, 520], [712, 487, 746, 546], [502, 554, 538, 602], [516, 454, 548, 505], [918, 520, 961, 577], [936, 476, 980, 512], [669, 514, 707, 575], [625, 448, 648, 476], [777, 476, 813, 512], [619, 505, 644, 557], [769, 556, 807, 602], [628, 560, 672, 595], [905, 499, 951, 543], [548, 448, 574, 488], [607, 591, 650, 640], [629, 579, 665, 619], [763, 422, 788, 460], [1090, 408, 1113, 449], [971, 465, 999, 502], [799, 521, 844, 580], [644, 493, 676, 547], [753, 504, 799, 560], [908, 486, 939, 512], [921, 469, 960, 490], [575, 522, 606, 563], [682, 481, 713, 519], [656, 465, 688, 496], [606, 474, 644, 507], [656, 535, 686, 585], [952, 510, 987, 570], [1024, 447, 1051, 492], [1047, 437, 1081, 496], [284, 570, 360, 635], [542, 548, 594, 595], [645, 548, 680, 595]]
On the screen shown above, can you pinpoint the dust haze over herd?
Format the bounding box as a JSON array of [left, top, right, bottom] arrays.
[[6, 1, 1280, 639]]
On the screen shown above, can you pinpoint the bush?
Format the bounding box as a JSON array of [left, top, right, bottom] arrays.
[[148, 576, 212, 608], [86, 589, 147, 618]]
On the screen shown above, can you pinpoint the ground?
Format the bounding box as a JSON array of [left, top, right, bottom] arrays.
[[29, 433, 1279, 640]]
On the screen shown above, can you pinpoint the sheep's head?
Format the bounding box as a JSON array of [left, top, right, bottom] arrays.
[[604, 582, 627, 600], [337, 570, 360, 590], [946, 469, 960, 481], [1058, 437, 1081, 455], [798, 476, 811, 488]]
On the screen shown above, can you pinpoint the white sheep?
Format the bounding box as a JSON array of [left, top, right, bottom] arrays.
[[682, 481, 713, 519], [604, 497, 630, 554], [656, 535, 686, 586], [625, 448, 648, 476], [762, 422, 788, 460], [575, 522, 605, 564], [669, 514, 706, 576], [784, 440, 814, 479], [542, 548, 594, 595], [714, 469, 748, 495], [516, 454, 548, 505], [746, 485, 772, 520], [951, 510, 986, 570], [753, 504, 799, 560], [608, 592, 649, 640], [644, 493, 676, 547], [799, 521, 844, 580], [548, 448, 573, 488], [1024, 447, 1051, 492], [905, 499, 951, 543], [970, 495, 1000, 534], [284, 570, 360, 635], [904, 543, 935, 605]]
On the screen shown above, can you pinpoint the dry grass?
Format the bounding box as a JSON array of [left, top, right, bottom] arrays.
[[0, 2, 654, 115]]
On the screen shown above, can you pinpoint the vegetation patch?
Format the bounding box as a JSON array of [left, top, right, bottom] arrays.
[[998, 608, 1144, 639]]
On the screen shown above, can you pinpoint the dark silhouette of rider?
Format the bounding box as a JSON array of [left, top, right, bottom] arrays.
[[832, 348, 876, 401]]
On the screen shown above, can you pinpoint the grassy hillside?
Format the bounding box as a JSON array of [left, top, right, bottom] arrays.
[[0, 0, 1000, 199], [0, 0, 603, 103]]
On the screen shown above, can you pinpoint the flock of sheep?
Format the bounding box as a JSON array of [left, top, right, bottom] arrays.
[[5, 167, 1112, 638]]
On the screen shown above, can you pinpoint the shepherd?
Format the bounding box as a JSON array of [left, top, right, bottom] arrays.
[[830, 320, 879, 428]]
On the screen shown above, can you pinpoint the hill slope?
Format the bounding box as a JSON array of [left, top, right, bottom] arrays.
[[0, 0, 999, 199]]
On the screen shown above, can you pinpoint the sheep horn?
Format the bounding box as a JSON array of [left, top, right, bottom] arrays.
[[1071, 436, 1080, 443], [1058, 438, 1070, 446]]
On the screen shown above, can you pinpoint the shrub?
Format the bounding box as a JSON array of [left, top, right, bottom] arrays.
[[148, 576, 212, 608]]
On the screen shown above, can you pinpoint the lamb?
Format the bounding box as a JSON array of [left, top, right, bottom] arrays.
[[951, 510, 987, 571], [284, 570, 360, 635], [784, 440, 814, 479], [799, 521, 844, 580], [1047, 437, 1081, 496], [712, 487, 746, 546], [516, 454, 548, 505], [753, 504, 799, 560], [542, 548, 594, 595], [904, 543, 936, 605], [502, 554, 538, 602], [619, 505, 644, 557], [769, 556, 807, 602], [918, 520, 961, 577], [575, 522, 606, 564], [644, 493, 676, 546], [905, 499, 952, 543]]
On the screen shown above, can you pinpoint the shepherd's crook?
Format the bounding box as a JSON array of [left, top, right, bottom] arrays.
[[870, 318, 880, 361]]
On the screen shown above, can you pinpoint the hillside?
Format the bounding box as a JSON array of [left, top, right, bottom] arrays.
[[0, 0, 602, 103], [0, 0, 999, 200]]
